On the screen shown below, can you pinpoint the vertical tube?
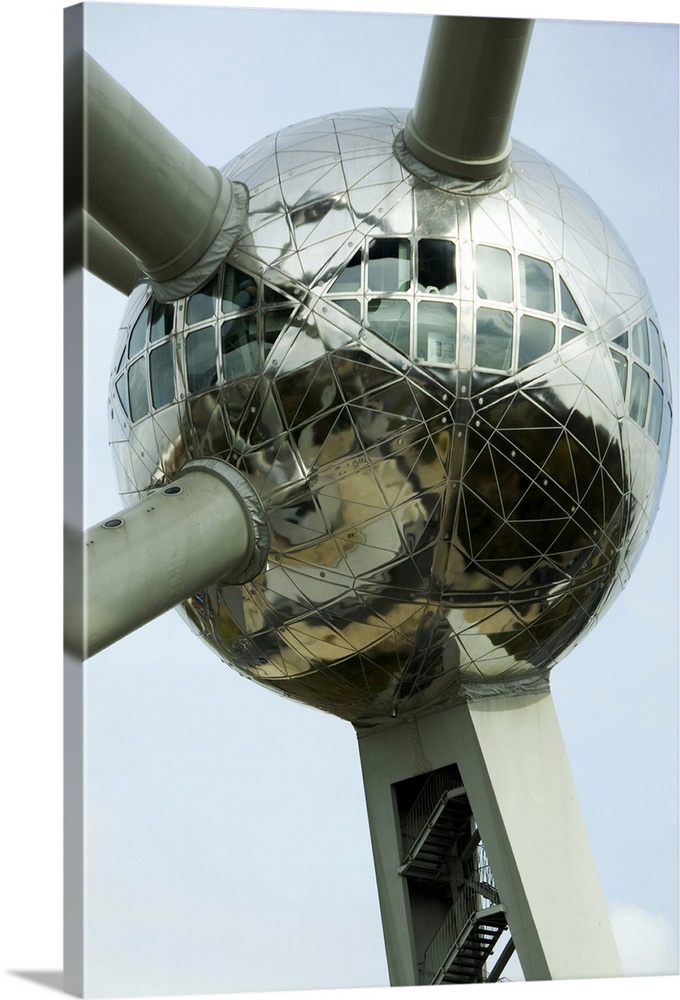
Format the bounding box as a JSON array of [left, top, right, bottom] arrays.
[[404, 16, 534, 180]]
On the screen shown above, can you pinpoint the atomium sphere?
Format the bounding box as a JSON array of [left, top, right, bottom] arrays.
[[108, 108, 672, 727]]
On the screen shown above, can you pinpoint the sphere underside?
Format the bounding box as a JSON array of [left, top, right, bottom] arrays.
[[109, 108, 672, 726]]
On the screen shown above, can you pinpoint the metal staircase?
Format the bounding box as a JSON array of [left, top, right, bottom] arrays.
[[397, 765, 515, 985]]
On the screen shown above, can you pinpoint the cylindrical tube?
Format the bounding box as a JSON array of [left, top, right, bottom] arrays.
[[83, 54, 238, 284], [404, 16, 534, 180], [70, 461, 268, 658]]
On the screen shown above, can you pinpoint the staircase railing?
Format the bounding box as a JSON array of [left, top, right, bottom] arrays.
[[401, 767, 464, 850]]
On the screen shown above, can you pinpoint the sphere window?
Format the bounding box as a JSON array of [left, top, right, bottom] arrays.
[[115, 372, 129, 419], [149, 340, 175, 409], [519, 255, 555, 313], [648, 319, 664, 382], [128, 301, 150, 358], [149, 300, 174, 343], [632, 320, 650, 365], [519, 315, 555, 368], [263, 309, 294, 357], [186, 325, 217, 392], [561, 326, 582, 345], [609, 348, 628, 399], [648, 381, 664, 445], [187, 274, 219, 326], [367, 298, 410, 355], [628, 363, 650, 427], [335, 299, 362, 321], [329, 248, 361, 293], [613, 330, 629, 349], [367, 238, 411, 292], [128, 355, 150, 423], [475, 308, 513, 371], [222, 316, 258, 381], [417, 300, 457, 363], [476, 246, 513, 303], [417, 239, 456, 294], [660, 402, 673, 462], [222, 265, 257, 314], [559, 278, 585, 326]]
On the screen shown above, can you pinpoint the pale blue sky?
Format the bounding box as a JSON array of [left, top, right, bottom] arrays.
[[77, 2, 678, 995]]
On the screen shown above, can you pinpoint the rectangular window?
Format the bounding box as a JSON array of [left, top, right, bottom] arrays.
[[475, 308, 513, 371], [150, 301, 175, 343], [222, 266, 258, 314], [609, 348, 628, 399], [648, 319, 664, 382], [519, 255, 555, 313], [367, 298, 410, 354], [187, 275, 219, 326], [417, 239, 456, 294], [128, 356, 150, 423], [128, 302, 150, 358], [631, 319, 650, 365], [149, 340, 175, 409], [476, 246, 513, 303], [559, 278, 585, 325], [648, 382, 663, 444], [417, 301, 457, 363], [367, 238, 411, 292], [518, 315, 555, 368], [628, 363, 649, 427], [330, 248, 362, 293], [186, 325, 217, 392], [221, 318, 258, 380]]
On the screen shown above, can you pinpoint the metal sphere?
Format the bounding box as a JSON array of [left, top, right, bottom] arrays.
[[108, 109, 672, 726]]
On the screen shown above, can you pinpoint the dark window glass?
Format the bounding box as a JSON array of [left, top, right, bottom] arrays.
[[628, 363, 649, 426], [476, 246, 513, 303], [475, 308, 513, 371], [128, 356, 150, 422], [648, 319, 664, 381], [263, 309, 293, 356], [417, 239, 456, 294], [609, 348, 628, 399], [367, 238, 411, 292], [613, 330, 629, 349], [149, 301, 175, 343], [187, 275, 218, 326], [128, 302, 150, 358], [149, 341, 175, 409], [330, 248, 361, 292], [221, 318, 258, 380], [518, 315, 555, 368], [660, 403, 673, 462], [115, 373, 129, 418], [519, 255, 555, 313], [223, 266, 258, 314], [559, 278, 585, 325], [186, 325, 217, 392], [416, 301, 457, 363], [561, 326, 582, 345], [648, 382, 663, 444], [367, 298, 410, 354], [632, 320, 650, 365], [263, 285, 288, 306]]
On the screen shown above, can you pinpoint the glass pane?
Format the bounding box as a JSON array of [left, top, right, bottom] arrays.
[[149, 300, 175, 342], [223, 266, 258, 313], [417, 301, 457, 363], [367, 298, 410, 354], [221, 318, 258, 380], [336, 299, 361, 321], [519, 255, 555, 313], [263, 309, 293, 356], [128, 302, 150, 358], [559, 278, 585, 324], [660, 403, 672, 462], [263, 284, 288, 306], [128, 356, 150, 423], [613, 329, 629, 349], [518, 315, 555, 368], [149, 340, 175, 409], [476, 246, 513, 303], [632, 319, 649, 364], [648, 382, 663, 444], [561, 326, 582, 345], [186, 325, 217, 392], [330, 248, 361, 292], [418, 239, 456, 294], [367, 238, 411, 292], [609, 348, 628, 398], [475, 308, 513, 371], [628, 363, 649, 426], [187, 275, 218, 326], [115, 373, 129, 418], [648, 319, 664, 381]]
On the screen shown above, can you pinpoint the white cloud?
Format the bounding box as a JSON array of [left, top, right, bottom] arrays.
[[610, 902, 679, 977]]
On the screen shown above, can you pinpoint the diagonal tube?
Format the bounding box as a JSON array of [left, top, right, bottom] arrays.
[[403, 16, 534, 180]]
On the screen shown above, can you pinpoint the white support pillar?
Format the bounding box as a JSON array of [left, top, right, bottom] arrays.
[[356, 690, 622, 984]]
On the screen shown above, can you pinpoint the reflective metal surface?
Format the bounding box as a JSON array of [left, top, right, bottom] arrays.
[[108, 109, 672, 726]]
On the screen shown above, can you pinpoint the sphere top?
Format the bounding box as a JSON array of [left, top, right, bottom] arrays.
[[109, 108, 672, 726]]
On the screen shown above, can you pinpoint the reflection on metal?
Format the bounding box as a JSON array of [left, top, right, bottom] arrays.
[[108, 105, 672, 726]]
